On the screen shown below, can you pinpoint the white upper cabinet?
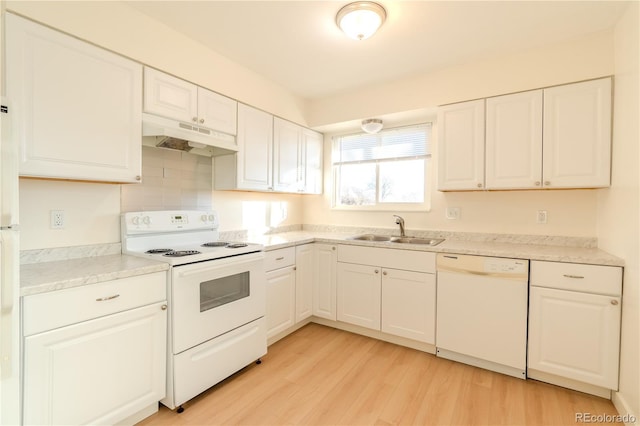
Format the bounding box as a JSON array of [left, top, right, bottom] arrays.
[[273, 117, 302, 192], [437, 99, 485, 191], [144, 67, 237, 135], [438, 78, 612, 191], [6, 13, 143, 183], [215, 104, 273, 191], [273, 118, 323, 194], [543, 78, 612, 188], [302, 129, 324, 195], [486, 90, 543, 189]]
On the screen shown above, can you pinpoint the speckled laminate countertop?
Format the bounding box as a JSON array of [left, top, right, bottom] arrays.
[[20, 230, 623, 297], [244, 231, 624, 267], [21, 254, 169, 297]]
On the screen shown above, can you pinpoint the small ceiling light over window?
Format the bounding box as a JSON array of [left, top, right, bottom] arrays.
[[361, 118, 383, 134], [336, 1, 387, 41]]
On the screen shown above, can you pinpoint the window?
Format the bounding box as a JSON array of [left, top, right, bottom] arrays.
[[332, 124, 432, 211]]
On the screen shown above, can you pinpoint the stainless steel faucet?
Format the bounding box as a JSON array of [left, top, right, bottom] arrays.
[[393, 215, 406, 237]]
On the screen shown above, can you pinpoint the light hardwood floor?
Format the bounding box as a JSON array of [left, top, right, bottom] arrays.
[[138, 323, 621, 426]]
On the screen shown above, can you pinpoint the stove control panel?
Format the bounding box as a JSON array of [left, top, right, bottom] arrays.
[[123, 210, 219, 234]]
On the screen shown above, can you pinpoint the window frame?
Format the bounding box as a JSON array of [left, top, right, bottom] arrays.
[[331, 123, 432, 212]]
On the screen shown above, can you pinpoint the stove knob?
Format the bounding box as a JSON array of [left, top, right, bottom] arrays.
[[201, 214, 208, 222], [208, 214, 215, 222], [142, 216, 151, 225], [131, 216, 140, 225]]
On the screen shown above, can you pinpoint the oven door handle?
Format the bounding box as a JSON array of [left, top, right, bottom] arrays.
[[175, 252, 264, 278]]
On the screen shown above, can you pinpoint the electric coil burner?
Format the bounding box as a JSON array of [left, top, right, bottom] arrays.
[[121, 210, 267, 413]]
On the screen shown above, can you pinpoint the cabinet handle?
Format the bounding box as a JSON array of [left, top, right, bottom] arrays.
[[135, 175, 142, 181], [382, 271, 387, 276], [374, 269, 379, 274], [544, 181, 551, 186], [611, 300, 619, 306], [332, 247, 336, 251], [161, 304, 168, 310], [96, 294, 120, 302], [276, 257, 284, 261], [192, 117, 198, 122], [534, 181, 541, 186], [293, 267, 297, 271], [477, 183, 483, 188], [563, 274, 585, 279], [199, 118, 205, 124]]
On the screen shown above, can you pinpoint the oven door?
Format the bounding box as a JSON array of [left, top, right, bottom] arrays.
[[171, 252, 265, 354]]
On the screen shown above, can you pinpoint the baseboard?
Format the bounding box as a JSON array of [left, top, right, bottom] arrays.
[[115, 402, 158, 426], [267, 318, 312, 346], [310, 317, 436, 354], [612, 391, 639, 426], [527, 369, 612, 399]]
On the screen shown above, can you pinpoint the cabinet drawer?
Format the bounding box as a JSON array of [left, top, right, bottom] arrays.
[[338, 245, 436, 273], [530, 261, 622, 296], [23, 272, 167, 336], [264, 247, 296, 271]]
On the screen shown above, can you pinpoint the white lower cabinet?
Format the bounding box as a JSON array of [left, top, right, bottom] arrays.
[[312, 244, 337, 321], [336, 245, 436, 343], [265, 248, 297, 339], [337, 262, 382, 330], [295, 244, 314, 322], [22, 273, 167, 425], [381, 269, 436, 343], [528, 261, 622, 393]]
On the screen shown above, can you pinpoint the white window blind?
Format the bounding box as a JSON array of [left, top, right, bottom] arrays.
[[333, 124, 431, 165]]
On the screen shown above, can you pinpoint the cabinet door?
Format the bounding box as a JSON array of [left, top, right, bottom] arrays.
[[236, 104, 273, 190], [528, 286, 621, 389], [486, 90, 543, 189], [295, 245, 314, 322], [302, 129, 323, 194], [543, 78, 612, 188], [313, 244, 337, 320], [197, 87, 238, 136], [381, 269, 435, 344], [7, 14, 142, 183], [266, 266, 296, 338], [337, 263, 381, 330], [144, 67, 197, 124], [437, 99, 485, 191], [273, 117, 302, 192], [23, 302, 167, 425]]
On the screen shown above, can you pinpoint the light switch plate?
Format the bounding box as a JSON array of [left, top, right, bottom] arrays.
[[446, 207, 460, 220]]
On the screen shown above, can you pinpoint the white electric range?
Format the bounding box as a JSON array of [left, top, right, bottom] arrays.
[[121, 210, 267, 412]]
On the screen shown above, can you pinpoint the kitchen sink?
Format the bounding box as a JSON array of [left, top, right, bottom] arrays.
[[348, 234, 392, 242], [348, 234, 445, 246], [390, 237, 445, 246]]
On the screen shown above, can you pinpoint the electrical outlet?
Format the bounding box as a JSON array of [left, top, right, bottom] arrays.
[[537, 210, 548, 224], [50, 210, 65, 229], [446, 207, 461, 220]]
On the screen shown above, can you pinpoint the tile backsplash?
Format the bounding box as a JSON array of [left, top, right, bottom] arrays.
[[121, 146, 213, 212]]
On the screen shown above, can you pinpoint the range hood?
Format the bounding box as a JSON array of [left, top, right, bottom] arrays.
[[142, 113, 238, 157]]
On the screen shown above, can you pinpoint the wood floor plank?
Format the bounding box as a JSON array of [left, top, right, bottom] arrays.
[[137, 323, 622, 426]]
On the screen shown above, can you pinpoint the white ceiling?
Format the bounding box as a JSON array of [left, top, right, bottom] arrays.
[[124, 1, 629, 100]]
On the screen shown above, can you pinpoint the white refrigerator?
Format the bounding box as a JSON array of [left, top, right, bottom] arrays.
[[0, 11, 22, 421]]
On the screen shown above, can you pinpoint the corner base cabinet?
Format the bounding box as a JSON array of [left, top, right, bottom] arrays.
[[22, 272, 167, 425], [527, 261, 622, 392]]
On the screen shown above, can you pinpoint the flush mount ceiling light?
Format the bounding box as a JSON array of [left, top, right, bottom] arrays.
[[361, 118, 383, 134], [336, 1, 387, 41]]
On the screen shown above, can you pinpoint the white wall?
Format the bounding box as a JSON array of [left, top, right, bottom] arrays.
[[598, 2, 639, 420], [303, 32, 614, 237], [8, 1, 307, 250]]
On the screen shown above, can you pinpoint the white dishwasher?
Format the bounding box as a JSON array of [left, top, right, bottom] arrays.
[[436, 253, 529, 379]]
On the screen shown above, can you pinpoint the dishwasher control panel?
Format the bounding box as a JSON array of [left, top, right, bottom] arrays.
[[484, 258, 528, 274]]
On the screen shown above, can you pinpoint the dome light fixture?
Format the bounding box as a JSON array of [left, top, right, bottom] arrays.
[[361, 118, 383, 134], [336, 1, 386, 41]]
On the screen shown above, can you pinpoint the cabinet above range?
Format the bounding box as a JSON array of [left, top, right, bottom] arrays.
[[438, 77, 612, 191]]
